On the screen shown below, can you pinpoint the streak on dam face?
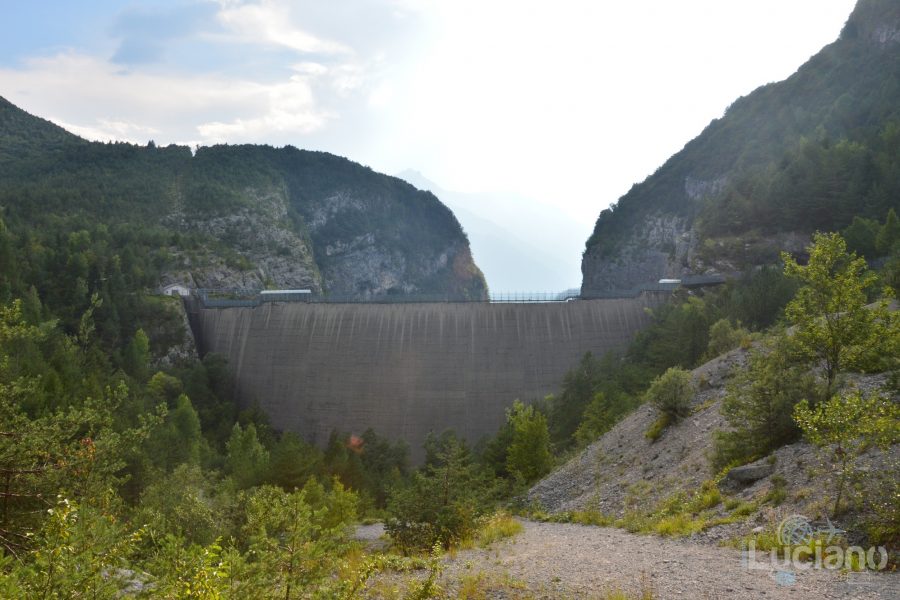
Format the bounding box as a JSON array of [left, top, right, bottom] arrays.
[[190, 294, 667, 459]]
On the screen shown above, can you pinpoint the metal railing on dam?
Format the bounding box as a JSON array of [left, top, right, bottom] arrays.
[[194, 281, 690, 309], [186, 290, 673, 462]]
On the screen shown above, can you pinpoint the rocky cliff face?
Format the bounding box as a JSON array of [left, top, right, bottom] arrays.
[[302, 186, 485, 298], [162, 186, 322, 291], [163, 144, 488, 300], [581, 0, 900, 293], [582, 213, 692, 294]]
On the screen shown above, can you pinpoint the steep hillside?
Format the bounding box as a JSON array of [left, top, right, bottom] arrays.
[[582, 0, 900, 293], [0, 98, 486, 300], [528, 347, 898, 544]]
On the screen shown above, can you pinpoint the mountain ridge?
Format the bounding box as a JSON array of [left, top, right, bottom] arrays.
[[581, 0, 900, 293], [0, 97, 486, 300]]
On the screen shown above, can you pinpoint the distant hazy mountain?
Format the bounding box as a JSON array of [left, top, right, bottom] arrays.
[[398, 170, 584, 292]]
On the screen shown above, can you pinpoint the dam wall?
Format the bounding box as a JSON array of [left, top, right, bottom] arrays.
[[189, 294, 667, 459]]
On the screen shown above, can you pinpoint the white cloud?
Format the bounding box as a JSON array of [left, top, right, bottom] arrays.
[[0, 52, 332, 145], [214, 0, 352, 55], [197, 75, 332, 141]]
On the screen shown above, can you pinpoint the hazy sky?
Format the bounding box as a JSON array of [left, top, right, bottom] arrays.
[[1, 0, 857, 248]]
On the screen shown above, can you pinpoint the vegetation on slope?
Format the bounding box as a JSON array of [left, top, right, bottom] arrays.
[[0, 97, 486, 300]]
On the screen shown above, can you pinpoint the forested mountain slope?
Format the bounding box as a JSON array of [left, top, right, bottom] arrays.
[[582, 0, 900, 293], [0, 96, 485, 301]]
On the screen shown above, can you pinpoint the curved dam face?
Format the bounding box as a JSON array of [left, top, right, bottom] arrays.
[[190, 294, 667, 459]]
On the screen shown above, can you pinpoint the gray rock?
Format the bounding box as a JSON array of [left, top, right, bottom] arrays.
[[725, 462, 774, 485]]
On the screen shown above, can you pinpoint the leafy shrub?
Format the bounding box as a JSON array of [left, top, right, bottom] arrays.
[[705, 318, 748, 360], [712, 336, 822, 470], [644, 367, 694, 422], [794, 389, 900, 516], [505, 401, 553, 484], [386, 438, 497, 552]]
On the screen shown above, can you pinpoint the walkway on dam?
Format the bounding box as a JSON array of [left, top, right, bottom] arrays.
[[191, 276, 725, 309]]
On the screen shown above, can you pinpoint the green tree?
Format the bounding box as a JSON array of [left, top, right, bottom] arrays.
[[573, 390, 637, 448], [226, 423, 270, 490], [241, 484, 355, 598], [794, 390, 900, 515], [705, 318, 748, 360], [7, 498, 140, 599], [782, 232, 896, 396], [0, 300, 162, 553], [547, 352, 603, 449], [644, 367, 694, 422], [876, 208, 900, 256], [267, 432, 323, 492], [386, 437, 495, 551], [505, 401, 553, 484], [136, 464, 221, 546], [0, 218, 16, 304], [358, 428, 409, 508], [123, 328, 150, 381], [713, 336, 822, 469], [842, 215, 880, 258], [146, 394, 203, 471]]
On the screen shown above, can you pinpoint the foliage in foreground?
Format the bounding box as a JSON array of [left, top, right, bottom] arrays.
[[713, 336, 822, 470], [794, 390, 900, 517], [715, 231, 898, 471], [782, 232, 898, 395], [643, 367, 694, 438], [386, 436, 500, 552]]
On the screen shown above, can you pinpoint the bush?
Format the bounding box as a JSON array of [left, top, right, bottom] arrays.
[[794, 390, 900, 516], [505, 401, 553, 484], [385, 438, 498, 552], [712, 336, 822, 470], [644, 367, 694, 422], [705, 318, 748, 360]]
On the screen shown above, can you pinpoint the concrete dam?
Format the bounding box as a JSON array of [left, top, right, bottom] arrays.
[[188, 293, 668, 458]]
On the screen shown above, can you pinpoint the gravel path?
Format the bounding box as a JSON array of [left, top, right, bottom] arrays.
[[438, 520, 899, 599]]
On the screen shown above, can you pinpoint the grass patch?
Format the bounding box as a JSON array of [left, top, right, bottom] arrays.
[[645, 413, 672, 442], [454, 571, 529, 599], [689, 480, 722, 511], [723, 497, 742, 511], [729, 500, 758, 517], [570, 509, 615, 527], [530, 481, 760, 541], [600, 584, 656, 599], [653, 513, 708, 537], [475, 512, 523, 548], [529, 509, 614, 527], [763, 475, 787, 506]]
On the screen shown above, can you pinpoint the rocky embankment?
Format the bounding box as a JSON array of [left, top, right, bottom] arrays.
[[527, 348, 898, 546]]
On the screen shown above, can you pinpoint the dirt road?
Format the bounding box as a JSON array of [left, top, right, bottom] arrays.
[[436, 521, 898, 599]]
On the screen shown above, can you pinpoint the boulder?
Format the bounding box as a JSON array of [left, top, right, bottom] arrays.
[[725, 462, 774, 485]]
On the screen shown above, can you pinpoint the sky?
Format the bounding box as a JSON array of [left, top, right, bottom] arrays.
[[0, 0, 859, 289]]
